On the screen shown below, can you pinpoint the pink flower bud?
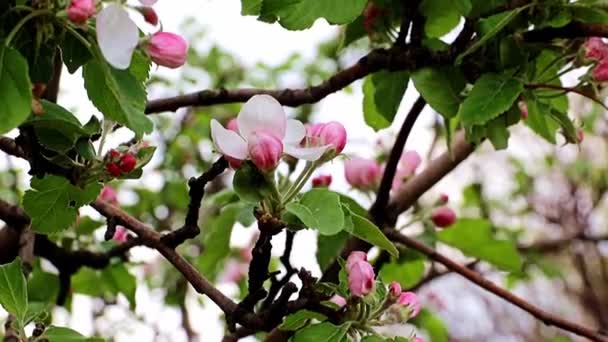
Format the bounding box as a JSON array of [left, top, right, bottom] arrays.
[[393, 150, 422, 190], [389, 281, 402, 298], [312, 174, 332, 188], [139, 6, 158, 26], [147, 32, 188, 69], [438, 193, 449, 205], [344, 158, 382, 190], [219, 260, 247, 284], [305, 123, 325, 138], [240, 247, 253, 263], [577, 129, 584, 143], [227, 119, 239, 132], [67, 0, 96, 24], [585, 37, 608, 61], [518, 101, 528, 120], [348, 259, 375, 297], [248, 131, 283, 171], [398, 291, 421, 318], [120, 152, 137, 173], [99, 186, 118, 205], [113, 226, 128, 243], [106, 163, 121, 177], [346, 251, 367, 270], [593, 61, 608, 81], [329, 294, 347, 308], [431, 207, 456, 228], [413, 337, 424, 342], [318, 121, 347, 154]]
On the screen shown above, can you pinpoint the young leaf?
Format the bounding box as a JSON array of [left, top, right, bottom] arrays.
[[346, 211, 398, 257], [280, 309, 328, 331], [459, 73, 523, 128], [292, 322, 350, 342], [525, 97, 559, 144], [0, 258, 28, 324], [42, 326, 104, 342], [411, 66, 466, 118], [83, 58, 152, 137], [437, 218, 523, 272], [340, 16, 366, 49], [486, 115, 510, 150], [0, 45, 32, 134], [28, 269, 59, 303], [24, 101, 89, 153], [241, 0, 263, 15], [22, 176, 102, 234], [274, 0, 368, 30], [363, 76, 389, 131], [299, 189, 345, 236]]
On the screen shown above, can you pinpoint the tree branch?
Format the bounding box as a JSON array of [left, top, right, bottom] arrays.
[[385, 230, 608, 341]]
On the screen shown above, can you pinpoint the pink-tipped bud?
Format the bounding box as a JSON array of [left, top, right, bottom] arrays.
[[346, 251, 367, 270], [99, 186, 118, 205], [413, 337, 425, 342], [438, 193, 449, 205], [106, 163, 121, 177], [329, 294, 347, 308], [227, 118, 239, 132], [393, 150, 422, 190], [248, 131, 283, 171], [219, 260, 247, 284], [577, 129, 584, 143], [147, 32, 188, 69], [389, 281, 402, 298], [585, 37, 608, 61], [67, 0, 96, 24], [113, 226, 128, 243], [344, 158, 383, 190], [120, 153, 137, 173], [398, 291, 421, 318], [348, 259, 375, 297], [318, 121, 347, 154], [518, 101, 528, 120], [139, 6, 158, 26], [312, 174, 332, 188], [240, 247, 253, 263], [593, 61, 608, 81], [431, 207, 456, 228]]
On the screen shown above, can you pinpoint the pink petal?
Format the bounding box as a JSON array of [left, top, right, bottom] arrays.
[[210, 120, 248, 160], [237, 95, 286, 141]]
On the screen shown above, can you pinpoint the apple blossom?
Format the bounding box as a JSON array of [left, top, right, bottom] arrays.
[[96, 4, 139, 70], [585, 37, 608, 61], [99, 186, 118, 205], [67, 0, 96, 24], [389, 281, 402, 298], [393, 150, 422, 190], [398, 291, 421, 318], [248, 131, 283, 171], [431, 207, 456, 228], [312, 174, 332, 187], [113, 227, 128, 243], [210, 95, 329, 170], [413, 337, 424, 342], [344, 157, 382, 190], [348, 258, 375, 297], [146, 32, 188, 69]]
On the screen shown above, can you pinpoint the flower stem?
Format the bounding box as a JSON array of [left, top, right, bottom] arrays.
[[5, 9, 52, 47], [282, 161, 317, 204]]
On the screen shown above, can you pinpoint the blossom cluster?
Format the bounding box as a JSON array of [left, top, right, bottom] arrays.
[[585, 37, 608, 81], [67, 0, 188, 70]]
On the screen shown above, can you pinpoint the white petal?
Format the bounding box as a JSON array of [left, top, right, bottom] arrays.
[[139, 0, 158, 5], [237, 95, 286, 140], [96, 4, 139, 70], [283, 119, 306, 144], [211, 120, 248, 160], [284, 144, 330, 161]]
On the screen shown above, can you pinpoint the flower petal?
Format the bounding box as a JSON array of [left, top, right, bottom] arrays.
[[96, 4, 139, 69], [210, 120, 248, 160], [283, 119, 306, 144], [237, 95, 286, 140], [139, 0, 158, 5], [284, 144, 329, 161]]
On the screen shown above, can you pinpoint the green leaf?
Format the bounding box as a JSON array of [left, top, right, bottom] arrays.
[[285, 202, 318, 228], [454, 0, 472, 16], [28, 270, 59, 303], [72, 268, 104, 297], [346, 211, 398, 257], [437, 218, 523, 272], [456, 7, 526, 64], [128, 51, 152, 84], [102, 263, 137, 309], [486, 115, 510, 150], [411, 309, 448, 342], [0, 258, 27, 324], [361, 336, 385, 342], [569, 4, 608, 24], [197, 204, 241, 282], [419, 0, 462, 38], [0, 45, 32, 134], [61, 31, 92, 74], [83, 58, 152, 137], [241, 0, 263, 15], [469, 0, 505, 17], [341, 16, 366, 49], [23, 301, 48, 325], [412, 66, 466, 118], [525, 96, 559, 144], [317, 231, 349, 271], [459, 73, 523, 128], [280, 309, 327, 331], [299, 189, 345, 235], [292, 322, 350, 342], [274, 0, 368, 30], [43, 326, 104, 342], [23, 175, 102, 234], [379, 251, 426, 289], [232, 162, 273, 203], [362, 71, 408, 131]]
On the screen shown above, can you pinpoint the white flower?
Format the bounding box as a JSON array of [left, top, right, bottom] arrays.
[[96, 4, 139, 69], [210, 95, 329, 164]]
